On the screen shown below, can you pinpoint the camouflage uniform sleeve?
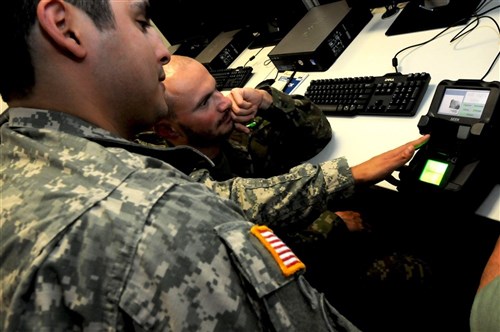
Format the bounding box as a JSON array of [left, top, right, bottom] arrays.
[[189, 158, 355, 232], [229, 86, 332, 178], [258, 86, 332, 154], [280, 210, 349, 244]]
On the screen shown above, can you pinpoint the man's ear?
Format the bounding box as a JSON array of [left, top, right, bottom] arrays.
[[154, 121, 180, 140], [36, 0, 86, 59]]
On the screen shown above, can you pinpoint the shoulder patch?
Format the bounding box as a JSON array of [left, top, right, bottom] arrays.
[[251, 225, 305, 277]]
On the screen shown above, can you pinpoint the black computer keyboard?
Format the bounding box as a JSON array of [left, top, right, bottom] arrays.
[[304, 72, 431, 116], [209, 66, 254, 91]]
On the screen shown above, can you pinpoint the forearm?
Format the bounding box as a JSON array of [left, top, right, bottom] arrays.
[[257, 87, 332, 157], [190, 157, 355, 231]]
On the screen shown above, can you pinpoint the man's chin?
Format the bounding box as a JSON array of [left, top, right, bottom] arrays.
[[215, 121, 233, 140]]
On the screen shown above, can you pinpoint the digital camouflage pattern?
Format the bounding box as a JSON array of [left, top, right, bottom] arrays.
[[137, 86, 333, 181], [0, 107, 360, 331], [135, 86, 431, 288], [221, 86, 333, 180], [135, 87, 350, 241]]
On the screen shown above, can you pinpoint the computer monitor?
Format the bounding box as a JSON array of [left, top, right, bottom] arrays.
[[385, 0, 482, 36]]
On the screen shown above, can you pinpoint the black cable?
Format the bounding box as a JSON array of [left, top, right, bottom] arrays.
[[449, 17, 481, 42], [281, 71, 296, 92], [243, 46, 265, 67], [481, 51, 500, 81], [475, 0, 493, 14], [273, 69, 280, 81], [450, 14, 500, 80], [475, 4, 500, 17], [391, 25, 455, 73], [391, 2, 500, 77], [391, 1, 494, 72], [451, 15, 500, 43]]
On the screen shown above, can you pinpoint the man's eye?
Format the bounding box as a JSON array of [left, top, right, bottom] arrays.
[[138, 20, 152, 30]]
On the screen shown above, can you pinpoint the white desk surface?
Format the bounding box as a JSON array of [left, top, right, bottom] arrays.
[[230, 46, 279, 90], [232, 3, 500, 221]]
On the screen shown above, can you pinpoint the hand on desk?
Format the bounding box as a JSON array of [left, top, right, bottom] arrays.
[[351, 134, 430, 187]]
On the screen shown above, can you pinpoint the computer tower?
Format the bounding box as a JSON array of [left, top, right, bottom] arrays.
[[168, 34, 218, 58], [268, 0, 372, 72], [195, 29, 254, 71]]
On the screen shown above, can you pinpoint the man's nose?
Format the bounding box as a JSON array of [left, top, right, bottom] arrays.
[[217, 94, 232, 113]]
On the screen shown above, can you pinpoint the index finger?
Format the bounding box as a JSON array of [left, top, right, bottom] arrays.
[[414, 134, 430, 150]]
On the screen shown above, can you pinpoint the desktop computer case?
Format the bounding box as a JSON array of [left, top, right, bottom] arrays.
[[196, 29, 254, 70], [268, 0, 372, 72]]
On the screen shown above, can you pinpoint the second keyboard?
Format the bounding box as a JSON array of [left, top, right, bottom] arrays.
[[209, 66, 254, 91], [305, 72, 431, 116]]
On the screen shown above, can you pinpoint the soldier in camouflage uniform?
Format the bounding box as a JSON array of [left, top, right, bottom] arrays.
[[136, 55, 367, 245], [138, 56, 436, 331], [0, 0, 429, 331]]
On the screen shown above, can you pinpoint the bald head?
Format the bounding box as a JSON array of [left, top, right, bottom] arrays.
[[162, 56, 218, 118], [156, 55, 234, 157], [164, 55, 206, 80]]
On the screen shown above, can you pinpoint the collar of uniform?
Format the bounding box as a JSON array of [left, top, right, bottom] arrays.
[[3, 107, 215, 175]]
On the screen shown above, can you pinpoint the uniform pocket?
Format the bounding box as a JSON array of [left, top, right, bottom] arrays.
[[215, 222, 303, 298]]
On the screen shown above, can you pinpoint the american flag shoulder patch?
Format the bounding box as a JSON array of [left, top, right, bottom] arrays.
[[250, 225, 305, 277]]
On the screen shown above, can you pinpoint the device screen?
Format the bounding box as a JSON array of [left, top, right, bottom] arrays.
[[419, 159, 450, 186], [436, 88, 490, 119]]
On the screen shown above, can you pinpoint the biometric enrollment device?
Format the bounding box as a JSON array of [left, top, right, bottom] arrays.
[[398, 79, 499, 205]]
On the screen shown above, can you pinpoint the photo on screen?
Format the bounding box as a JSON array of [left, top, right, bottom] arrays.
[[437, 88, 490, 119]]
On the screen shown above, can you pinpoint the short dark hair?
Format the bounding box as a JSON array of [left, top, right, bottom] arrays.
[[0, 0, 115, 102]]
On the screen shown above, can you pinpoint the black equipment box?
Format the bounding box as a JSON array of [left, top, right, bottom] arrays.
[[196, 29, 254, 71], [398, 79, 500, 209], [268, 0, 372, 72]]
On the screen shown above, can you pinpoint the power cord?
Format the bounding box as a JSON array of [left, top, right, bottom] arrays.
[[450, 11, 500, 80], [391, 0, 499, 80], [480, 52, 500, 81]]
